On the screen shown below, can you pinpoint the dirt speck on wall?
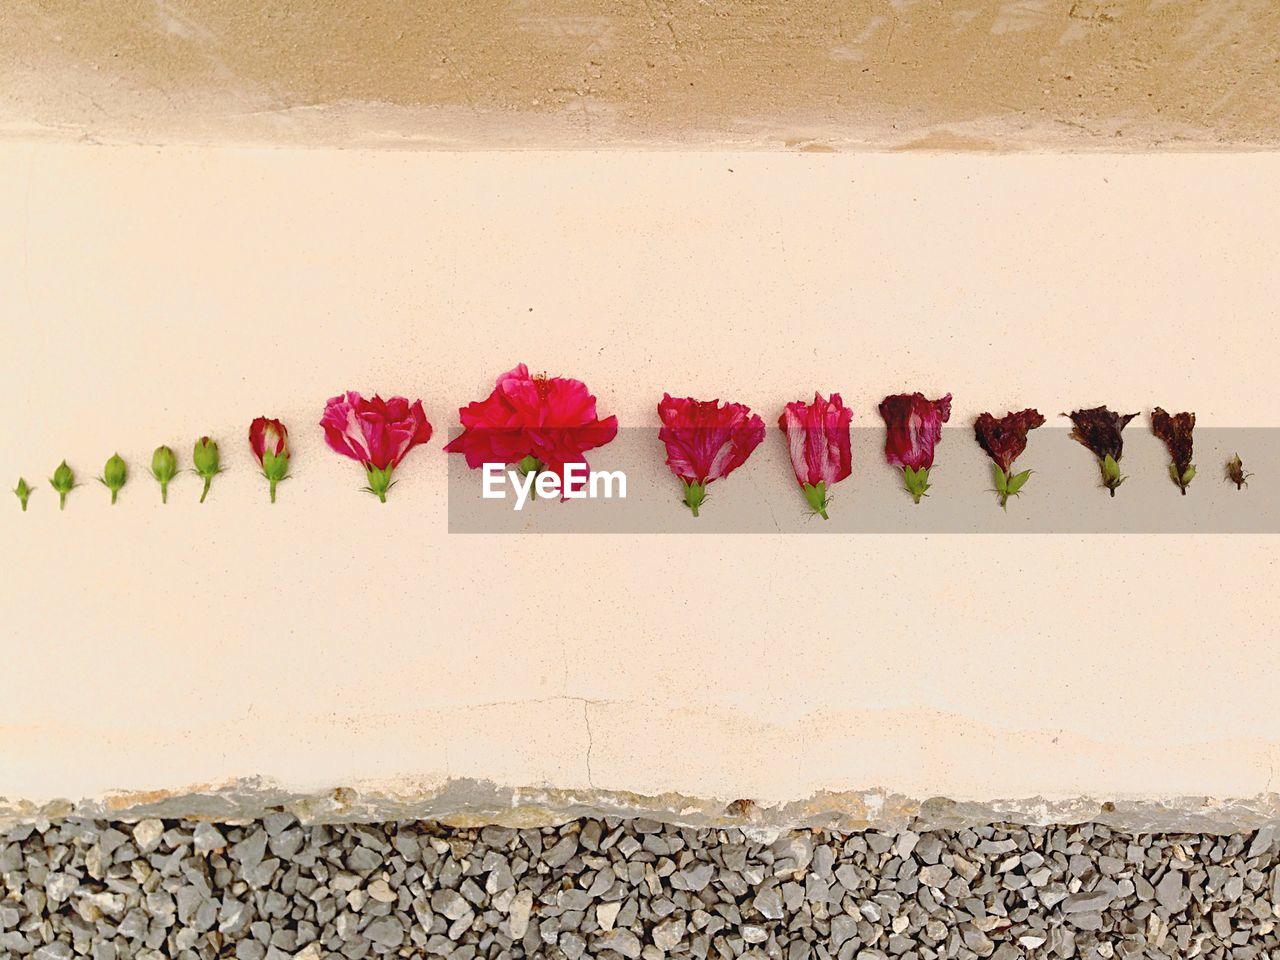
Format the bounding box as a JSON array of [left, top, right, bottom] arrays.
[[2, 0, 1278, 149]]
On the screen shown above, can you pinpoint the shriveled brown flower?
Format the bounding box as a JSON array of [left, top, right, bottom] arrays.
[[1226, 453, 1251, 491], [1063, 406, 1138, 497], [1151, 408, 1196, 495], [974, 409, 1045, 509]]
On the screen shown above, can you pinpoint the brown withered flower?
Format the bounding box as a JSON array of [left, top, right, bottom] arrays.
[[1063, 406, 1138, 497], [1151, 408, 1196, 495], [974, 409, 1045, 509], [1226, 454, 1251, 490]]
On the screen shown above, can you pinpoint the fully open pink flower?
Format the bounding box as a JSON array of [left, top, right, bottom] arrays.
[[321, 392, 433, 502], [658, 394, 765, 517], [444, 364, 618, 489], [778, 393, 853, 519], [878, 392, 952, 503]]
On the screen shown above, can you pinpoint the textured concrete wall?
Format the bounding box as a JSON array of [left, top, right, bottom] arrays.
[[1, 144, 1279, 829], [3, 0, 1279, 150]]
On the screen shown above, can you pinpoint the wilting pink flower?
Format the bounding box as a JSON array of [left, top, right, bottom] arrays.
[[658, 394, 765, 517], [878, 392, 952, 503], [444, 364, 618, 495], [1064, 406, 1138, 497], [777, 393, 853, 519], [249, 417, 290, 503], [321, 392, 433, 502], [974, 408, 1045, 509], [1150, 407, 1196, 496]]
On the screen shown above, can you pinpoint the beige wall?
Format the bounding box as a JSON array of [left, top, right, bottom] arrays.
[[1, 144, 1278, 825]]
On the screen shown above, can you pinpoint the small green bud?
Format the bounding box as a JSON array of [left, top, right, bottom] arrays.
[[49, 460, 75, 510], [193, 437, 221, 503], [99, 453, 128, 505], [13, 477, 32, 512], [151, 445, 178, 504]]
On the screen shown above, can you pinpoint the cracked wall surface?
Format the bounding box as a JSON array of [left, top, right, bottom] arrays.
[[3, 0, 1279, 149], [2, 145, 1280, 830]]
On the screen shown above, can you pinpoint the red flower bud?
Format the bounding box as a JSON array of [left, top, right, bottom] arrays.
[[249, 416, 290, 503]]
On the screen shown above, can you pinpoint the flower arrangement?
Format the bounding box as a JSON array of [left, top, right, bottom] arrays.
[[7, 380, 1258, 515]]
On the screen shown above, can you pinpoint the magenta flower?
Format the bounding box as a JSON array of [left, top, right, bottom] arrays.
[[444, 364, 618, 495], [658, 395, 766, 517], [321, 392, 433, 502], [878, 392, 952, 503], [778, 393, 853, 519]]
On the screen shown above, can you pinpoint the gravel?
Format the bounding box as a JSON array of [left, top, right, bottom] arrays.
[[1, 816, 1279, 958]]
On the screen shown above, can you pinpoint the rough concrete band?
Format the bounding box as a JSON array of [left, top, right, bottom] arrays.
[[4, 781, 1280, 836], [4, 1, 1279, 149]]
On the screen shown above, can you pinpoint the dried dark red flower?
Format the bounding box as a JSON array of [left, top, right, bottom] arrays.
[[1064, 406, 1138, 497], [1150, 408, 1196, 495], [974, 409, 1045, 509]]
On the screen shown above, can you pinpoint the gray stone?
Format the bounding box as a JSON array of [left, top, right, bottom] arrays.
[[753, 888, 783, 920], [595, 929, 642, 958], [364, 917, 405, 947]]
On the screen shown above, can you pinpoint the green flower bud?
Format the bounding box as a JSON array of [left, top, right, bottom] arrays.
[[13, 477, 32, 512], [49, 460, 75, 510], [151, 445, 178, 504], [193, 436, 221, 503], [99, 453, 128, 505]]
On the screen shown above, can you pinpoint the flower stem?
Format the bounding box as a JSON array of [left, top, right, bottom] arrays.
[[111, 489, 118, 505], [269, 478, 278, 503], [200, 477, 211, 503]]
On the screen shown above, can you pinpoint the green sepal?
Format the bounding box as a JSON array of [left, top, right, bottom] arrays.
[[364, 465, 397, 503], [260, 450, 290, 503], [1100, 454, 1125, 497], [902, 466, 932, 504], [516, 454, 543, 501], [13, 477, 31, 512], [801, 481, 831, 520], [680, 478, 709, 518], [1007, 469, 1032, 495], [991, 464, 1008, 497]]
